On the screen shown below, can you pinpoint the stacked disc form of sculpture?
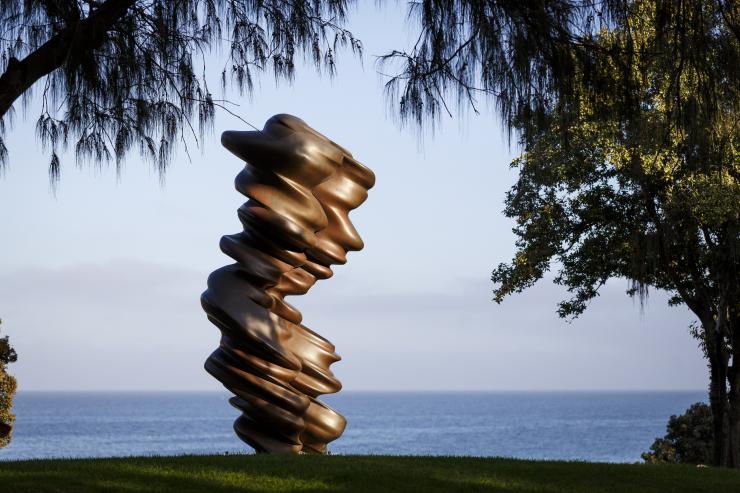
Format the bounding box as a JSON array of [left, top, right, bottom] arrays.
[[201, 114, 374, 453]]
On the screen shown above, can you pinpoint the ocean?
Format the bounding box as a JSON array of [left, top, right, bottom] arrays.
[[0, 391, 705, 462]]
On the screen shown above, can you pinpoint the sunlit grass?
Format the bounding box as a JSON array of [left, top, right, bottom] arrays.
[[1, 454, 739, 492]]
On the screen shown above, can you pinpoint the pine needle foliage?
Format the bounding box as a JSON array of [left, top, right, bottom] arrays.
[[0, 0, 361, 184], [383, 0, 738, 146]]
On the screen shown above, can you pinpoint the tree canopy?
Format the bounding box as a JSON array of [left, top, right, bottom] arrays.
[[383, 0, 738, 146], [473, 1, 738, 467], [0, 0, 360, 183]]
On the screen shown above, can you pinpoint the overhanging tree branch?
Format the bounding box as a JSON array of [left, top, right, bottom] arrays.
[[0, 0, 135, 119]]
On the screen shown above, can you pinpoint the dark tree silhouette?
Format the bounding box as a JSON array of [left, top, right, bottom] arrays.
[[643, 403, 714, 465], [0, 0, 360, 183], [384, 0, 739, 468]]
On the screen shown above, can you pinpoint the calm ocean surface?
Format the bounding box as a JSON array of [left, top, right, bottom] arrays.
[[0, 391, 705, 463]]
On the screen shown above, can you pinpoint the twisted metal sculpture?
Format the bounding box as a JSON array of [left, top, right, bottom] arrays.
[[201, 114, 374, 454]]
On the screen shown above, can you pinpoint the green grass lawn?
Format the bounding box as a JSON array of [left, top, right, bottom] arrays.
[[1, 454, 739, 493]]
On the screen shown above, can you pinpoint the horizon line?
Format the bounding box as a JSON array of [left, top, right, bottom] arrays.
[[15, 388, 708, 393]]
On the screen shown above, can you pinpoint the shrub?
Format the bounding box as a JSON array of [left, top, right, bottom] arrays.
[[0, 319, 17, 448], [642, 402, 714, 465]]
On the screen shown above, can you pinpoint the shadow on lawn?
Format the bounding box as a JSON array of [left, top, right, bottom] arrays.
[[0, 457, 557, 493], [0, 463, 327, 493], [1, 455, 739, 493]]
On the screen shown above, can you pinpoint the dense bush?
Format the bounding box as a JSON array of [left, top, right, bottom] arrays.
[[0, 319, 17, 448], [642, 403, 714, 465]]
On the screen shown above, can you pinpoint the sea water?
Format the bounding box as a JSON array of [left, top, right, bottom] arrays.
[[0, 391, 705, 462]]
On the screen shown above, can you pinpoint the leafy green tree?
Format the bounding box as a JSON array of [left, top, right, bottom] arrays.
[[386, 0, 739, 468], [642, 403, 714, 465], [0, 319, 17, 448], [0, 0, 360, 183], [492, 7, 738, 467]]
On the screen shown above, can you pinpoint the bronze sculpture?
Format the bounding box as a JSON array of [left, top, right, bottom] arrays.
[[201, 114, 375, 454]]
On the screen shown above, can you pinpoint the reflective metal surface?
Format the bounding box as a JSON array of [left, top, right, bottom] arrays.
[[201, 114, 375, 454]]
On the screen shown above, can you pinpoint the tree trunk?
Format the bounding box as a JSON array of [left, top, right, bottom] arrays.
[[707, 324, 730, 467], [728, 362, 740, 468], [728, 302, 740, 468], [0, 0, 134, 119]]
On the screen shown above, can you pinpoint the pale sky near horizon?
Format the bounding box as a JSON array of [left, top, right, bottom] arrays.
[[0, 2, 706, 392]]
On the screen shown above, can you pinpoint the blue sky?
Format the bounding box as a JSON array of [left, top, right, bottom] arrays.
[[0, 2, 705, 391]]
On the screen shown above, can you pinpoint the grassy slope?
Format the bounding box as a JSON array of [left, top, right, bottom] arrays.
[[1, 454, 739, 493]]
